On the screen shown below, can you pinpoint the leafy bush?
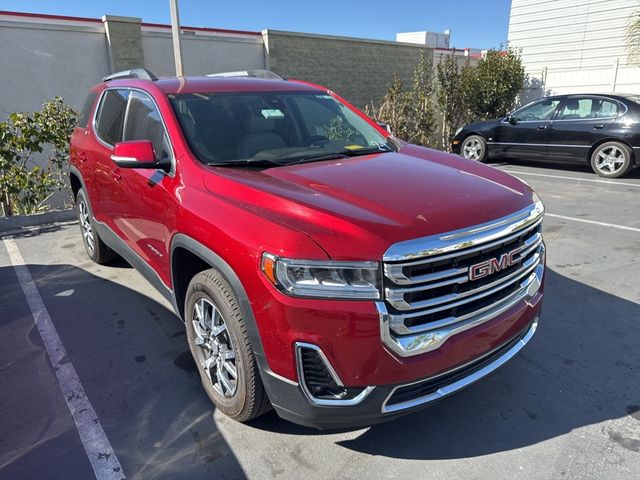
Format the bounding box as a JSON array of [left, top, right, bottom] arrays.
[[366, 52, 438, 147], [369, 47, 526, 151], [0, 97, 77, 217]]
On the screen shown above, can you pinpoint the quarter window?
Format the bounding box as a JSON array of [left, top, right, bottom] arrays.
[[123, 91, 171, 160], [77, 92, 98, 128], [96, 89, 130, 145]]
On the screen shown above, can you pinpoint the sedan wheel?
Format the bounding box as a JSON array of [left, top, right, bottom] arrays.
[[590, 142, 633, 178], [461, 135, 488, 162]]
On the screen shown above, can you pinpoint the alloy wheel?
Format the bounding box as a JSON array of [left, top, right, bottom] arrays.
[[78, 200, 95, 254], [191, 297, 238, 398], [463, 138, 483, 160], [595, 145, 626, 174]]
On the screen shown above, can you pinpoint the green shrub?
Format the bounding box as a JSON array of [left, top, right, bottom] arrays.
[[0, 97, 77, 217]]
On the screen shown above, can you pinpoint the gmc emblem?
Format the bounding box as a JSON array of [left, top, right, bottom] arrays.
[[469, 247, 522, 281]]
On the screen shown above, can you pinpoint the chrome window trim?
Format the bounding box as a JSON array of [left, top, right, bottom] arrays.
[[381, 317, 538, 414], [92, 86, 176, 176], [500, 95, 627, 124], [295, 342, 374, 407], [383, 201, 544, 262], [378, 262, 543, 357]]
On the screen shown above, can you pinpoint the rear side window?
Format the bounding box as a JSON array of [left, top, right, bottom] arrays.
[[77, 92, 98, 128], [96, 89, 130, 145], [123, 91, 171, 160], [558, 97, 619, 120]]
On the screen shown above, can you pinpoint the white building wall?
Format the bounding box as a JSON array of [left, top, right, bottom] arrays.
[[509, 0, 640, 96]]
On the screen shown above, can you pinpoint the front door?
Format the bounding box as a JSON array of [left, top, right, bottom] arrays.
[[490, 97, 562, 160], [114, 90, 175, 285]]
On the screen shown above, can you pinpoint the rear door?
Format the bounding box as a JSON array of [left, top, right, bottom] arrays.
[[490, 97, 562, 159], [546, 96, 620, 162]]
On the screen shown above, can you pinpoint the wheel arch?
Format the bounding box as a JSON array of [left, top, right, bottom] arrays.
[[169, 234, 268, 359], [69, 166, 88, 202]]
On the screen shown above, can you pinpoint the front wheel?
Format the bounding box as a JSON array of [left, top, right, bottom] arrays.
[[461, 135, 488, 162], [185, 268, 271, 422], [590, 141, 633, 178]]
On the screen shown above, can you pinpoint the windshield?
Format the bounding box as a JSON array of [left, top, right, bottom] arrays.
[[168, 91, 392, 166]]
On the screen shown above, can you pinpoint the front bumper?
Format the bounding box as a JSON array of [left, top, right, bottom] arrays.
[[262, 307, 540, 430]]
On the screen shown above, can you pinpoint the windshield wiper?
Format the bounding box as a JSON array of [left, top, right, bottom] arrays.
[[290, 146, 393, 165], [206, 158, 287, 167]]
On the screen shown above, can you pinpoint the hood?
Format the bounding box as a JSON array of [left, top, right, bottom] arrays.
[[463, 118, 501, 132], [202, 145, 536, 260]]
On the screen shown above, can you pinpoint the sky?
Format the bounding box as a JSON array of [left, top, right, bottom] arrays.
[[1, 0, 513, 50]]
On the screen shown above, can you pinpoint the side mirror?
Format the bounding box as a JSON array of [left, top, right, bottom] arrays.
[[111, 140, 158, 168], [507, 115, 518, 125], [377, 121, 392, 134]]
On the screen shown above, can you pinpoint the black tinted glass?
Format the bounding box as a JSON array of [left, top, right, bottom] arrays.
[[96, 89, 129, 145], [124, 91, 169, 160]]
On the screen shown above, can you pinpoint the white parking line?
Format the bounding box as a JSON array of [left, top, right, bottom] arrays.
[[500, 169, 640, 188], [545, 213, 640, 233], [3, 237, 125, 480]]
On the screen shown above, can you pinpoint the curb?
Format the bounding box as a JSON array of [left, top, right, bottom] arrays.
[[0, 209, 76, 234]]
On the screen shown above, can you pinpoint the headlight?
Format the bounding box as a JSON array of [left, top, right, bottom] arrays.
[[454, 127, 463, 137], [261, 253, 380, 299]]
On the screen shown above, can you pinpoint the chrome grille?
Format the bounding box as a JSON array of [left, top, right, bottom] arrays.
[[378, 202, 545, 357]]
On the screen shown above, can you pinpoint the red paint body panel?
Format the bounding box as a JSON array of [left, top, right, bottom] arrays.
[[71, 75, 545, 416]]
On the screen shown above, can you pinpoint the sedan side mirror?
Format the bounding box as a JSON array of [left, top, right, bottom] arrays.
[[507, 115, 518, 125], [111, 140, 162, 169]]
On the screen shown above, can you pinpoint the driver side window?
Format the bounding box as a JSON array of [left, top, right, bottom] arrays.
[[513, 99, 561, 122], [124, 91, 172, 161]]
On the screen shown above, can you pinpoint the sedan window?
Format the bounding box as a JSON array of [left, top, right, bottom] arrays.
[[512, 99, 561, 121], [558, 98, 619, 120]]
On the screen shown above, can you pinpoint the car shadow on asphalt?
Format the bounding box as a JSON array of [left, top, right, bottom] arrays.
[[0, 263, 247, 480], [253, 268, 640, 458]]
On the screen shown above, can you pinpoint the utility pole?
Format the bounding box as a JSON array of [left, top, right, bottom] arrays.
[[169, 0, 184, 76]]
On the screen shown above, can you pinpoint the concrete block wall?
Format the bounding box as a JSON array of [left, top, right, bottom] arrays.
[[264, 30, 435, 108]]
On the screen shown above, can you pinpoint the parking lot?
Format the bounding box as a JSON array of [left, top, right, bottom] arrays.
[[1, 160, 639, 480]]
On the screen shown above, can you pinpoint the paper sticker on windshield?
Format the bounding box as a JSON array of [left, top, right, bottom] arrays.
[[261, 109, 284, 119], [344, 145, 365, 150]]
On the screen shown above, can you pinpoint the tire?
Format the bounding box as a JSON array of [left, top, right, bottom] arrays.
[[461, 135, 488, 162], [76, 188, 117, 264], [185, 268, 271, 422], [590, 141, 634, 178]]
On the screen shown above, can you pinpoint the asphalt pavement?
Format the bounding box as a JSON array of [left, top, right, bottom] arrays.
[[0, 158, 639, 479]]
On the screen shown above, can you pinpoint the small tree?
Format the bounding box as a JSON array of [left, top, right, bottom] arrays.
[[368, 52, 437, 147], [0, 97, 77, 217], [436, 53, 474, 150], [626, 10, 640, 63], [464, 47, 526, 120]]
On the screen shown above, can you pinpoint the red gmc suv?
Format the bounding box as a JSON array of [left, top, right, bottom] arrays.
[[69, 68, 545, 429]]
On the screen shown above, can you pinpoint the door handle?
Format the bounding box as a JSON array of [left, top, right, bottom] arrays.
[[111, 170, 122, 181], [593, 124, 605, 130], [537, 125, 548, 130]]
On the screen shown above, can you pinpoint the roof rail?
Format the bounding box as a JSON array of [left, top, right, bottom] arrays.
[[102, 68, 158, 82], [206, 70, 284, 80]]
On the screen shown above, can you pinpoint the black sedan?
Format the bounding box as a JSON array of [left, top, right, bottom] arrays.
[[451, 94, 640, 178]]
